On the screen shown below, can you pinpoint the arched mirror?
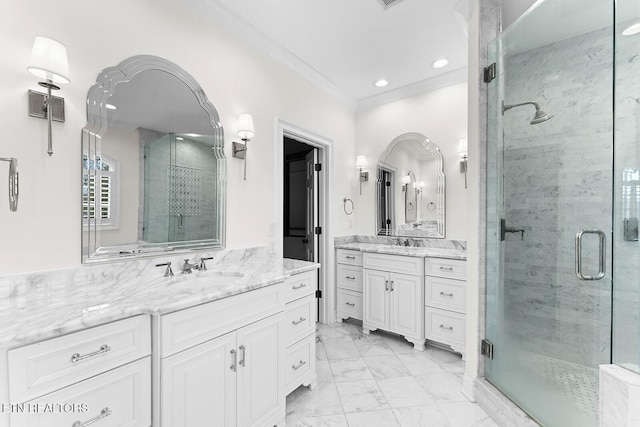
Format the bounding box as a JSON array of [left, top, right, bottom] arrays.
[[82, 55, 226, 262], [376, 132, 445, 238]]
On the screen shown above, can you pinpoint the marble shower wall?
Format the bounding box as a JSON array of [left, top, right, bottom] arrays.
[[498, 25, 615, 367]]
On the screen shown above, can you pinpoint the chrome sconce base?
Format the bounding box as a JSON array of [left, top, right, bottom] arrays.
[[459, 157, 468, 189], [232, 139, 249, 180], [359, 170, 368, 195], [28, 83, 66, 156]]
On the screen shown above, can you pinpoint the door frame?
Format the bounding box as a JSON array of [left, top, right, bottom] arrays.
[[275, 119, 335, 324]]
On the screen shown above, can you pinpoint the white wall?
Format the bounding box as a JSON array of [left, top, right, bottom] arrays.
[[0, 0, 356, 274], [354, 82, 469, 241]]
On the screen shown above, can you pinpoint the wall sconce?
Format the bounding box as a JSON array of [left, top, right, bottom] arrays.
[[416, 181, 424, 199], [356, 155, 368, 195], [27, 36, 70, 156], [232, 113, 255, 180], [457, 137, 468, 189], [401, 174, 411, 192]]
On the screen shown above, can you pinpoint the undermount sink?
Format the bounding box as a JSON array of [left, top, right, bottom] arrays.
[[167, 271, 245, 288]]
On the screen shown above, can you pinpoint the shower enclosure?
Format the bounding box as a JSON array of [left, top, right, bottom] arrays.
[[485, 0, 640, 425]]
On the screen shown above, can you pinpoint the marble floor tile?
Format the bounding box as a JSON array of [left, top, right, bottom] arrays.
[[329, 357, 374, 382], [335, 379, 389, 413], [316, 359, 333, 384], [353, 336, 395, 356], [286, 414, 349, 427], [425, 345, 465, 365], [392, 404, 453, 427], [397, 351, 447, 375], [416, 372, 467, 402], [437, 400, 499, 427], [380, 333, 418, 354], [318, 322, 363, 342], [344, 409, 401, 427], [323, 340, 360, 360], [363, 354, 412, 379], [377, 376, 436, 408], [286, 381, 343, 421], [316, 341, 328, 360]]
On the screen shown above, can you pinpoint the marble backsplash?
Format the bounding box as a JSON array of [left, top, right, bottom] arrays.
[[335, 235, 467, 250]]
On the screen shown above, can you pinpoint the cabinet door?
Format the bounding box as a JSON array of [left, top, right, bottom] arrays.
[[363, 269, 390, 330], [162, 331, 236, 427], [236, 313, 284, 427], [390, 273, 423, 340]]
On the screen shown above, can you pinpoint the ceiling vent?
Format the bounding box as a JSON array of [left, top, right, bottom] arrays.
[[377, 0, 407, 10]]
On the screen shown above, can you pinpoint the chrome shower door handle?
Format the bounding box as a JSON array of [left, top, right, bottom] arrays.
[[575, 229, 606, 281]]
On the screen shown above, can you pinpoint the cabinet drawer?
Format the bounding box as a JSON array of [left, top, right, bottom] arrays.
[[336, 249, 363, 266], [283, 270, 316, 304], [425, 257, 466, 280], [363, 252, 423, 276], [337, 289, 362, 321], [285, 334, 315, 395], [425, 276, 466, 313], [161, 284, 284, 357], [337, 265, 363, 292], [425, 307, 465, 346], [285, 295, 316, 347], [11, 357, 151, 427], [9, 315, 150, 403]]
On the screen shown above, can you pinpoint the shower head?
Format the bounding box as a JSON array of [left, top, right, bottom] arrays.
[[503, 101, 553, 125]]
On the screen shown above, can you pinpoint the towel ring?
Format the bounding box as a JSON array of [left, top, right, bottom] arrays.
[[343, 198, 354, 215]]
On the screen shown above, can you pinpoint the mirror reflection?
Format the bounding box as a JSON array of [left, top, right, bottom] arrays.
[[376, 132, 445, 238], [82, 55, 226, 262]]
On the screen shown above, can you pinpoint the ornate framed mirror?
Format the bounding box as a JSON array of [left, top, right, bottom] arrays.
[[82, 55, 226, 262]]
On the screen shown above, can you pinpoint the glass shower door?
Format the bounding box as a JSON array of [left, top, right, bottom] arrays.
[[485, 0, 614, 425]]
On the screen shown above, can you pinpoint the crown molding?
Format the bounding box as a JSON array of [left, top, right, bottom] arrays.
[[356, 67, 468, 110], [187, 0, 357, 110]]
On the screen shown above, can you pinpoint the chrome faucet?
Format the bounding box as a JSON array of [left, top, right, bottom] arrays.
[[155, 261, 174, 277], [199, 256, 214, 271], [181, 259, 199, 274]]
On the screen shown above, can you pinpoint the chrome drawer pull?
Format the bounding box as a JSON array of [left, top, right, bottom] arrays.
[[345, 302, 356, 306], [439, 291, 454, 297], [239, 345, 246, 367], [345, 276, 356, 280], [345, 256, 356, 259], [439, 266, 454, 271], [292, 360, 307, 370], [72, 407, 111, 427], [230, 349, 237, 371], [292, 283, 307, 290], [292, 317, 307, 325], [71, 344, 111, 363], [439, 324, 454, 331]]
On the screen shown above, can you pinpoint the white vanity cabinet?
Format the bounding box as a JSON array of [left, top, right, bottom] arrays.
[[336, 249, 364, 321], [362, 252, 425, 351], [157, 283, 286, 427], [7, 315, 152, 427], [282, 270, 317, 395], [424, 257, 467, 357]]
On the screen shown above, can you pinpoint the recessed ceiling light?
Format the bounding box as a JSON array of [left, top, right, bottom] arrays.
[[374, 79, 389, 88], [432, 58, 449, 69], [105, 103, 117, 110], [623, 23, 640, 36], [176, 137, 184, 141]]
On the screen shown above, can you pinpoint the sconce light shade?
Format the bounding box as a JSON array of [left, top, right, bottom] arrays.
[[457, 137, 468, 158], [237, 113, 254, 140], [356, 155, 367, 168], [27, 36, 70, 84]]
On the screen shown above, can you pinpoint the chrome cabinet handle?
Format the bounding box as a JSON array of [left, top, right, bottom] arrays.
[[385, 280, 389, 291], [345, 302, 355, 306], [439, 266, 454, 271], [292, 283, 307, 290], [71, 344, 111, 363], [439, 324, 454, 331], [390, 280, 394, 291], [345, 276, 356, 280], [345, 256, 356, 259], [230, 349, 237, 371], [439, 291, 454, 297], [239, 345, 246, 367], [575, 229, 606, 280], [72, 407, 111, 427], [292, 360, 307, 370], [292, 317, 307, 325]]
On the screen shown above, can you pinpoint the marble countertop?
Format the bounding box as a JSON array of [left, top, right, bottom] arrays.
[[0, 253, 319, 348], [334, 242, 467, 260]]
